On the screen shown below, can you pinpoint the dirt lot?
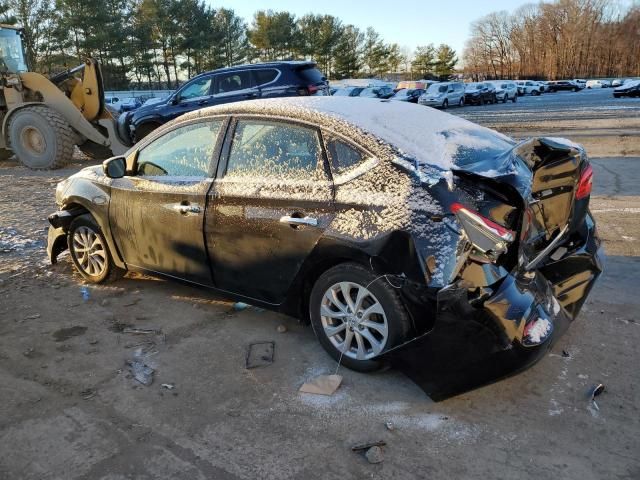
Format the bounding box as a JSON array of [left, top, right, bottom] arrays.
[[1, 104, 639, 479]]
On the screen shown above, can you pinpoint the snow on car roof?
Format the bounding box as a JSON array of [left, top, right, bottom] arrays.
[[188, 97, 514, 171]]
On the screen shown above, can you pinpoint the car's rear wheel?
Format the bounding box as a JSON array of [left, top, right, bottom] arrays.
[[512, 94, 517, 103], [68, 215, 124, 284], [309, 263, 411, 372], [458, 97, 464, 107], [442, 99, 448, 109]]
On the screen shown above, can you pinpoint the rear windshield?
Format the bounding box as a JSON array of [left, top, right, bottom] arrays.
[[296, 66, 326, 84]]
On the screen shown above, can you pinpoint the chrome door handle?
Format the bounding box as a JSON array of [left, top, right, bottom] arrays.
[[177, 204, 201, 214], [279, 215, 318, 227]]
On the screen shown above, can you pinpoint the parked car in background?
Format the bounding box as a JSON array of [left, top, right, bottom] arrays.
[[119, 97, 142, 113], [464, 82, 497, 105], [47, 97, 603, 377], [613, 79, 640, 98], [611, 78, 628, 87], [586, 79, 610, 89], [395, 80, 433, 92], [104, 97, 121, 113], [487, 81, 518, 103], [516, 81, 542, 96], [120, 61, 329, 143], [332, 86, 365, 97], [358, 86, 394, 99], [547, 80, 583, 92], [390, 88, 425, 103], [418, 82, 465, 108], [573, 79, 587, 89]]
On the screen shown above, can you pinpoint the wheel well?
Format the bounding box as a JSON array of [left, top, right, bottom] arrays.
[[296, 257, 368, 323]]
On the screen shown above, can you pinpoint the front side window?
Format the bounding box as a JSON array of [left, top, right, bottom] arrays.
[[136, 121, 222, 177], [215, 71, 252, 94], [179, 77, 212, 100], [225, 120, 321, 179]]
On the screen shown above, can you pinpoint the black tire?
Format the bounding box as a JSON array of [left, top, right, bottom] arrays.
[[512, 94, 517, 103], [309, 263, 411, 372], [459, 97, 464, 107], [442, 99, 448, 109], [133, 122, 161, 143], [7, 105, 76, 169], [68, 214, 124, 284], [572, 87, 578, 92], [78, 141, 114, 160], [0, 148, 13, 161]]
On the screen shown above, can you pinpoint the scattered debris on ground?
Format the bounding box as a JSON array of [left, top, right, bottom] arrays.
[[161, 383, 175, 390], [53, 325, 87, 342], [245, 341, 275, 369], [299, 374, 343, 396], [589, 383, 606, 411], [277, 324, 287, 333], [365, 445, 384, 464], [126, 359, 155, 386], [80, 388, 96, 400], [351, 440, 387, 452]]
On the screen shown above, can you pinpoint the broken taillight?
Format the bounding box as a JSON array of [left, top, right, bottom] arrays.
[[575, 164, 593, 200], [451, 203, 515, 258]]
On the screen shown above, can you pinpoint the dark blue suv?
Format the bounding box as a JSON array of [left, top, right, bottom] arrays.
[[119, 61, 329, 144]]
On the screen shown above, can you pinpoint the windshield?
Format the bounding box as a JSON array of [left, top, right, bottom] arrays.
[[466, 83, 481, 91], [0, 28, 28, 73], [358, 88, 378, 97], [333, 88, 354, 96], [427, 84, 447, 94]]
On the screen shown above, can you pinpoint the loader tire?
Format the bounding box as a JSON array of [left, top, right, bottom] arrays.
[[7, 105, 76, 169]]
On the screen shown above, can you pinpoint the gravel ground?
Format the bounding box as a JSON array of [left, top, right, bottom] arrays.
[[0, 95, 639, 479]]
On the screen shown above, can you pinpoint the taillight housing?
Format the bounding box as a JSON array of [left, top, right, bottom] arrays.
[[575, 164, 593, 200], [297, 85, 318, 96], [451, 203, 515, 259]]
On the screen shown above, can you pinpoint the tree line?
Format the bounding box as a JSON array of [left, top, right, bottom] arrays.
[[1, 0, 458, 90], [463, 0, 640, 80]]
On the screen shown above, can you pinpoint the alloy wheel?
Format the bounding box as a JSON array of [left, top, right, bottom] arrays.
[[320, 281, 389, 360], [72, 226, 107, 277]]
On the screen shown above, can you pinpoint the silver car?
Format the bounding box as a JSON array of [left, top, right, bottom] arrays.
[[418, 82, 465, 109], [488, 81, 518, 103]]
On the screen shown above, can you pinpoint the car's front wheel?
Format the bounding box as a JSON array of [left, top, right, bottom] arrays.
[[309, 263, 411, 372], [68, 215, 124, 284]]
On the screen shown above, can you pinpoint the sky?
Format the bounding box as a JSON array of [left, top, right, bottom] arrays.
[[206, 0, 535, 57]]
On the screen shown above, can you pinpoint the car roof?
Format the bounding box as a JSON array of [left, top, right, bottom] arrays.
[[178, 97, 513, 170], [188, 61, 317, 81]]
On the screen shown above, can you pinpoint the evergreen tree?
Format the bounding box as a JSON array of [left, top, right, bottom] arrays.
[[411, 44, 435, 77], [333, 25, 363, 79], [434, 43, 457, 77]]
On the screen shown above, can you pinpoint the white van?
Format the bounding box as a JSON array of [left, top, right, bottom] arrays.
[[418, 82, 465, 108]]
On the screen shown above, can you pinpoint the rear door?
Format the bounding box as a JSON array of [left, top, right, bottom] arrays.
[[109, 118, 226, 285], [211, 70, 257, 105], [204, 117, 334, 304]]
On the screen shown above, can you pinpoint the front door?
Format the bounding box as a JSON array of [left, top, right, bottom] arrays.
[[109, 119, 225, 285], [205, 118, 335, 304], [162, 75, 215, 123]]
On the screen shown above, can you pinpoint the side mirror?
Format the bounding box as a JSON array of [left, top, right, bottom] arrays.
[[170, 96, 180, 105], [103, 156, 126, 179]]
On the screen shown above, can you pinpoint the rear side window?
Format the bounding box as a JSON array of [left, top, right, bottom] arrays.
[[296, 66, 326, 84], [215, 71, 252, 94], [327, 139, 365, 175], [225, 120, 321, 179], [254, 69, 279, 86], [136, 121, 222, 177]]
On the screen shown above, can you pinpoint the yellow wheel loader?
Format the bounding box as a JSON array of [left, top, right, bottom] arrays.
[[0, 24, 129, 169]]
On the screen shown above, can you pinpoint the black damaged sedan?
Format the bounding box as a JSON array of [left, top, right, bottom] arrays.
[[48, 98, 603, 395]]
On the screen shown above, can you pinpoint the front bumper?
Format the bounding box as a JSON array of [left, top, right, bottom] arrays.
[[418, 99, 443, 107], [382, 213, 604, 400]]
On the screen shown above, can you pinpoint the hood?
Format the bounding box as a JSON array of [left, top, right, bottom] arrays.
[[615, 80, 640, 91]]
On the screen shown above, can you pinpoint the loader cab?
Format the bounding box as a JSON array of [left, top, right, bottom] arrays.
[[0, 25, 28, 74]]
